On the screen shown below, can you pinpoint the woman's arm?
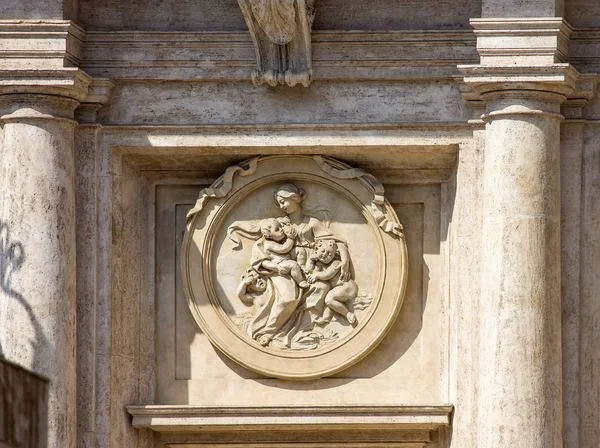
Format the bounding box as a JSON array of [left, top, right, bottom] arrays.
[[336, 242, 351, 281]]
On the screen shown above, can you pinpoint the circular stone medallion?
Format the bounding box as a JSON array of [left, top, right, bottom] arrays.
[[182, 156, 407, 380]]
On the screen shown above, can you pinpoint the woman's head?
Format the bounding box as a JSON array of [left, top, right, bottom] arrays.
[[274, 183, 305, 214]]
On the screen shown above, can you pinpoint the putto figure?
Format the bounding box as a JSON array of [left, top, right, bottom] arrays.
[[258, 218, 308, 288], [306, 239, 358, 326]]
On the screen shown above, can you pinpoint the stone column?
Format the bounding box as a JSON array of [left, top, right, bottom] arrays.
[[479, 89, 565, 447], [460, 18, 578, 448], [0, 72, 89, 448]]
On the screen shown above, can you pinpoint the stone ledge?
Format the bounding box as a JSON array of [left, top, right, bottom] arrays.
[[0, 20, 85, 69], [127, 405, 453, 447], [0, 68, 91, 101], [81, 30, 477, 81], [458, 63, 580, 96]]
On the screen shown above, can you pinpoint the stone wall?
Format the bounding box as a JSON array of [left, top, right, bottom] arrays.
[[0, 0, 599, 447]]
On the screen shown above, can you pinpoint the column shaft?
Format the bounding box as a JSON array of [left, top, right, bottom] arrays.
[[478, 93, 563, 447], [0, 95, 79, 448]]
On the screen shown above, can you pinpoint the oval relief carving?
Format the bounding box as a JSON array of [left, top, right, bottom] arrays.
[[182, 155, 407, 379]]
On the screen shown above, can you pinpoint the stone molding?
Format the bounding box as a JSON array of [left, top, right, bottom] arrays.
[[0, 20, 116, 118], [0, 67, 91, 103], [561, 73, 599, 119], [459, 63, 580, 97], [81, 30, 477, 81], [127, 405, 453, 447], [75, 77, 115, 122], [459, 18, 583, 107], [0, 20, 84, 69], [570, 29, 600, 71], [470, 18, 572, 66]]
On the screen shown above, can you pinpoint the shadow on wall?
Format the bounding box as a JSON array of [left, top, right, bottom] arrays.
[[0, 220, 48, 362]]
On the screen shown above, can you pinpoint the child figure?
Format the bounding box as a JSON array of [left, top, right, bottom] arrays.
[[259, 218, 308, 288], [236, 267, 268, 304], [306, 239, 358, 326]]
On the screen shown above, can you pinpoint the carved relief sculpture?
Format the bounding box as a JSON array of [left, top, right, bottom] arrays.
[[238, 0, 316, 87], [183, 156, 407, 379], [227, 183, 364, 350]]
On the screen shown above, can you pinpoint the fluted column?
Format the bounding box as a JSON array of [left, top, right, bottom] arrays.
[[0, 72, 89, 448], [460, 17, 578, 448]]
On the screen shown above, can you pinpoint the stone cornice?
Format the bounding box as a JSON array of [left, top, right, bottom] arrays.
[[459, 18, 583, 105], [81, 30, 477, 81], [128, 404, 453, 446], [83, 78, 114, 105], [570, 29, 600, 73], [469, 18, 572, 66], [0, 20, 118, 115], [561, 73, 599, 119], [0, 68, 91, 101], [458, 63, 580, 97], [0, 20, 85, 69], [75, 77, 115, 123]]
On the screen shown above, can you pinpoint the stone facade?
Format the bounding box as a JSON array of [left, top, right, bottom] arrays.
[[0, 1, 599, 447]]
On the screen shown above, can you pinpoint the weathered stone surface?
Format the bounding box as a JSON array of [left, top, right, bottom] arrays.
[[182, 156, 406, 378], [1, 2, 600, 448], [0, 93, 81, 448]]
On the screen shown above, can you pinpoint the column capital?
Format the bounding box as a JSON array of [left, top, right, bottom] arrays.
[[561, 73, 599, 119], [0, 68, 95, 123], [0, 68, 91, 102], [459, 63, 580, 99], [0, 19, 93, 116], [458, 17, 581, 108]]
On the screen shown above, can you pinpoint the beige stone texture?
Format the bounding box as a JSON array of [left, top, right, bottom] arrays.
[[181, 156, 407, 379], [479, 94, 564, 448], [1, 1, 600, 447], [0, 94, 81, 448]]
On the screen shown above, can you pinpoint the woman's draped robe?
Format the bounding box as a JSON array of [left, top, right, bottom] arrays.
[[246, 215, 348, 348]]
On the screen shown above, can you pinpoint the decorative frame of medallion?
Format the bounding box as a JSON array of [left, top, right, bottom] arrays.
[[181, 155, 408, 380]]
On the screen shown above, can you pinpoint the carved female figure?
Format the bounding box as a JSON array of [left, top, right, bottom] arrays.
[[230, 183, 357, 349]]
